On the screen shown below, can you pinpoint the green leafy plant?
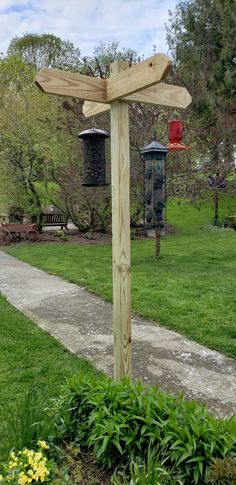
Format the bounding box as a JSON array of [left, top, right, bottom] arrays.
[[82, 231, 94, 240], [54, 230, 68, 241], [57, 377, 236, 484], [112, 446, 183, 484]]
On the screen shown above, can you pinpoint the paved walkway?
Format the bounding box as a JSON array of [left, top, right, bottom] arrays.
[[0, 251, 235, 418]]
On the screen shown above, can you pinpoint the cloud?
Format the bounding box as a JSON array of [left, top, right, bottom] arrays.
[[0, 0, 178, 58]]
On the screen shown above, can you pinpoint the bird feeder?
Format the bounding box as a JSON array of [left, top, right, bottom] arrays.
[[78, 128, 110, 186], [141, 139, 168, 231], [167, 120, 188, 151]]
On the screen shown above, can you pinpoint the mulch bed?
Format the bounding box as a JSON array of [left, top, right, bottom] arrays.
[[70, 451, 113, 484], [0, 225, 176, 247], [56, 446, 113, 484]]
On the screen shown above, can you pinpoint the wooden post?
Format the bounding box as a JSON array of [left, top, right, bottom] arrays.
[[110, 61, 132, 380], [35, 54, 191, 382]]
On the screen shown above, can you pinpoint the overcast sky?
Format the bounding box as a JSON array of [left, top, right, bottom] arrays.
[[0, 0, 179, 59]]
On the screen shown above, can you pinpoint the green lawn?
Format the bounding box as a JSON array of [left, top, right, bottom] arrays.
[[167, 193, 236, 232], [0, 295, 102, 458], [3, 195, 236, 360]]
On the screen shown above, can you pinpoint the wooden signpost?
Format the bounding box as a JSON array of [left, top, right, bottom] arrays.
[[36, 53, 191, 381]]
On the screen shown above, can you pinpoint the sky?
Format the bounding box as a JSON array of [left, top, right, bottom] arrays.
[[0, 0, 179, 59]]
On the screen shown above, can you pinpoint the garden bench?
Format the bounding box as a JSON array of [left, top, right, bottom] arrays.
[[42, 213, 68, 230]]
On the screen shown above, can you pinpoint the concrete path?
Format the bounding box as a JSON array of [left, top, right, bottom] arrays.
[[0, 251, 235, 418]]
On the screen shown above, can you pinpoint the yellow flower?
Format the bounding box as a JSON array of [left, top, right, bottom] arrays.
[[0, 475, 3, 482], [27, 456, 35, 467], [34, 452, 43, 462], [18, 472, 29, 485], [37, 441, 49, 450]]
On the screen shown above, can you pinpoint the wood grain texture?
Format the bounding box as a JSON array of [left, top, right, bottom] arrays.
[[83, 82, 192, 117], [106, 53, 172, 102], [36, 68, 106, 103], [128, 82, 192, 108], [111, 61, 132, 380], [83, 100, 110, 117]]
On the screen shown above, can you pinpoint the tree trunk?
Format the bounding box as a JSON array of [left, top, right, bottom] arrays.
[[155, 228, 161, 257], [214, 189, 219, 226]]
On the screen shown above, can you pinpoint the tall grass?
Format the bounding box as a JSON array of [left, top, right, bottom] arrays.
[[3, 387, 56, 451]]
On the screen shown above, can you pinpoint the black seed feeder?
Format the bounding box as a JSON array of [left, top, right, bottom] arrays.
[[141, 139, 168, 230], [78, 128, 110, 186]]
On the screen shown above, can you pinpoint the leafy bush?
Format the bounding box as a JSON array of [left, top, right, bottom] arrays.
[[57, 377, 236, 484], [223, 217, 236, 231]]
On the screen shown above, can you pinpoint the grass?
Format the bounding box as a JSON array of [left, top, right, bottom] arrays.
[[167, 192, 236, 232], [3, 195, 236, 359], [0, 294, 103, 459]]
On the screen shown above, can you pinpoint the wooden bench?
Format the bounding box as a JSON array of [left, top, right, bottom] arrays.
[[42, 213, 68, 230]]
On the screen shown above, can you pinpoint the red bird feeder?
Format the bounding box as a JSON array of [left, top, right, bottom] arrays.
[[167, 120, 188, 151]]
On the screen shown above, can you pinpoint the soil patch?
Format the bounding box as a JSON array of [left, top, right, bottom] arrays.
[[0, 224, 176, 247], [58, 446, 113, 485]]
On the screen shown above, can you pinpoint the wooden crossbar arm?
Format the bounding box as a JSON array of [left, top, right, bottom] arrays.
[[36, 68, 106, 103], [83, 83, 192, 118]]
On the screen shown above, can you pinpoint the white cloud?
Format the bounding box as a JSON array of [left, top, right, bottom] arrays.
[[0, 0, 178, 58]]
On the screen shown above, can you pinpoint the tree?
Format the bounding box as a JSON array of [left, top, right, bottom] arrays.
[[7, 33, 81, 71], [167, 0, 236, 153], [81, 41, 140, 78], [166, 0, 236, 220], [0, 55, 76, 228]]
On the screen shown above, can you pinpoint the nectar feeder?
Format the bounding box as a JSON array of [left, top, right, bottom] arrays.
[[78, 128, 110, 186], [167, 119, 188, 151]]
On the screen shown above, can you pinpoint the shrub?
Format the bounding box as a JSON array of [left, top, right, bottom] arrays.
[[54, 230, 68, 241], [57, 377, 236, 484]]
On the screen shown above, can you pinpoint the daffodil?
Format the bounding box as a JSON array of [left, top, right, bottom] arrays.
[[18, 472, 29, 485], [37, 441, 49, 450]]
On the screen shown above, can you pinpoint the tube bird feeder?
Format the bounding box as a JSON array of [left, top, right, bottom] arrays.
[[78, 128, 110, 186]]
